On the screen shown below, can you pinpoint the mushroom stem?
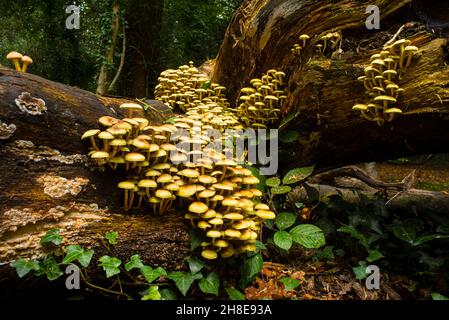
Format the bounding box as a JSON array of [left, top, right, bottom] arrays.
[[12, 59, 21, 71], [124, 190, 129, 210], [128, 190, 135, 210], [89, 137, 99, 150]]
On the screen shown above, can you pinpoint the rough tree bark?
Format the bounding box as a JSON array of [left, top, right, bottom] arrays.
[[211, 0, 449, 169], [0, 67, 189, 274]]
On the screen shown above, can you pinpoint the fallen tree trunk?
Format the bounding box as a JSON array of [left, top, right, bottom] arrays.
[[0, 67, 190, 273], [291, 184, 449, 217], [212, 0, 449, 168]]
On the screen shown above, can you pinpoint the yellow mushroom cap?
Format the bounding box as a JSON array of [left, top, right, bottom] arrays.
[[250, 189, 263, 197], [374, 95, 397, 104], [254, 203, 270, 210], [241, 244, 257, 252], [98, 131, 114, 140], [118, 181, 135, 190], [189, 202, 209, 214], [155, 189, 172, 199], [197, 221, 211, 229], [256, 209, 276, 220], [82, 129, 100, 139], [224, 229, 241, 238], [21, 55, 33, 64], [99, 116, 119, 127], [91, 151, 109, 159], [145, 169, 162, 177], [6, 51, 23, 60], [209, 217, 224, 225], [385, 108, 402, 114], [221, 197, 239, 207], [119, 103, 143, 111], [125, 152, 146, 162], [214, 239, 229, 248], [197, 189, 216, 198], [157, 174, 173, 184], [223, 213, 244, 220], [178, 185, 198, 197], [201, 249, 218, 260], [138, 179, 157, 188], [202, 209, 217, 219], [352, 104, 368, 111], [242, 176, 260, 185], [206, 230, 222, 238]]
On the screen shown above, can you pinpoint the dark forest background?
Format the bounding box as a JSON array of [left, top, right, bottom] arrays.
[[0, 0, 242, 98]]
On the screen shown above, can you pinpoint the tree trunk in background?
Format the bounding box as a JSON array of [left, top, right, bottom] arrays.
[[212, 0, 449, 170], [119, 0, 163, 98], [0, 67, 187, 275], [96, 0, 121, 96]]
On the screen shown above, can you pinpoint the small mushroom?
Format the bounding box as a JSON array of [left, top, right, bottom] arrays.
[[6, 52, 23, 71], [21, 56, 33, 72]]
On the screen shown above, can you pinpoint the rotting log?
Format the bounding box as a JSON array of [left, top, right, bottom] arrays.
[[212, 0, 449, 169], [290, 183, 449, 217], [0, 67, 190, 275]]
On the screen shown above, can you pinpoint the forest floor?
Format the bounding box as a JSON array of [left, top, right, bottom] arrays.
[[244, 155, 449, 301], [245, 261, 414, 300]]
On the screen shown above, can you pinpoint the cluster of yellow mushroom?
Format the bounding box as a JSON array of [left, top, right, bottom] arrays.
[[315, 32, 341, 55], [291, 34, 310, 56], [82, 102, 276, 260], [154, 62, 229, 112], [235, 69, 287, 128], [6, 51, 33, 72], [352, 39, 419, 125]]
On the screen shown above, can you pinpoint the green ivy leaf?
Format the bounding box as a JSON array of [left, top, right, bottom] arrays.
[[63, 245, 94, 268], [270, 185, 292, 195], [38, 256, 63, 281], [431, 293, 449, 300], [160, 288, 178, 300], [189, 228, 202, 251], [105, 231, 118, 245], [164, 117, 177, 124], [275, 212, 297, 230], [40, 229, 63, 246], [279, 277, 300, 291], [337, 225, 370, 250], [413, 234, 449, 246], [266, 177, 281, 187], [353, 261, 367, 280], [239, 252, 263, 288], [140, 266, 167, 283], [199, 272, 220, 296], [366, 250, 384, 263], [185, 255, 206, 274], [225, 287, 246, 300], [290, 224, 326, 249], [168, 271, 203, 296], [125, 254, 144, 272], [10, 258, 40, 278], [273, 231, 293, 251], [255, 241, 267, 251], [391, 224, 416, 245], [279, 112, 299, 129], [279, 130, 299, 143], [142, 286, 162, 300], [282, 166, 315, 185], [98, 255, 121, 278]]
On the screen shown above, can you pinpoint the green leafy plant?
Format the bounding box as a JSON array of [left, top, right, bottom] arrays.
[[263, 166, 326, 254]]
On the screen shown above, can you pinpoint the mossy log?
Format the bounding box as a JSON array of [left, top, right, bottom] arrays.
[[212, 0, 449, 168], [0, 67, 190, 277]]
